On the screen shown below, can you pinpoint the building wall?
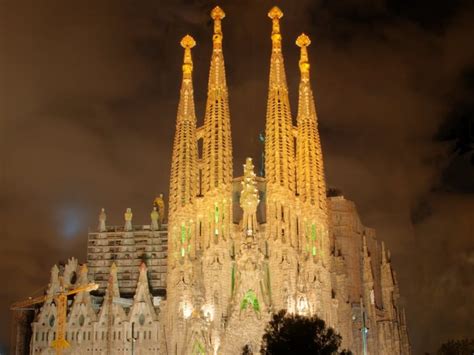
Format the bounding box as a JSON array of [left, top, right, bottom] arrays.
[[27, 186, 410, 355]]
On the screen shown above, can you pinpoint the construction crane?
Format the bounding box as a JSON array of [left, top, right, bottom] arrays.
[[11, 278, 98, 355]]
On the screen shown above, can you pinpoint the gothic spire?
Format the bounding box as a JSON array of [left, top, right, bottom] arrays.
[[202, 6, 233, 194], [265, 6, 295, 193], [295, 34, 327, 212], [169, 35, 198, 213]]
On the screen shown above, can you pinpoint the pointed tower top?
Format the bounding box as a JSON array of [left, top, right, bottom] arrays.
[[211, 6, 225, 20], [211, 6, 225, 48], [268, 6, 283, 48], [296, 33, 311, 75], [180, 34, 196, 77], [268, 6, 283, 21], [180, 34, 196, 48], [202, 4, 233, 193]]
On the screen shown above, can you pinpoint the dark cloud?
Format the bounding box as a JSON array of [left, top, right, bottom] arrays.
[[1, 0, 473, 353]]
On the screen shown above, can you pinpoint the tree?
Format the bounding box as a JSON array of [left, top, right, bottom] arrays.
[[260, 310, 352, 355], [242, 344, 253, 355], [437, 338, 474, 355]]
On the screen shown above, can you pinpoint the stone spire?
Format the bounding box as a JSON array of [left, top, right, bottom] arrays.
[[169, 35, 198, 213], [202, 6, 233, 194], [264, 6, 295, 193], [295, 34, 327, 212]]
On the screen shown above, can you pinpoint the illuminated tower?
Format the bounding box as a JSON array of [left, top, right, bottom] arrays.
[[169, 35, 198, 215], [295, 33, 327, 215], [264, 6, 299, 312], [166, 34, 199, 355], [198, 7, 233, 352], [293, 33, 332, 325], [264, 6, 295, 195], [202, 6, 233, 195]]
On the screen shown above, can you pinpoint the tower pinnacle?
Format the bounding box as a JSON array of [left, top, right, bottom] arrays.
[[296, 33, 311, 76], [181, 34, 196, 77], [268, 6, 283, 48], [295, 33, 327, 211], [202, 6, 233, 193], [211, 6, 225, 48], [169, 35, 198, 213], [264, 6, 295, 193]]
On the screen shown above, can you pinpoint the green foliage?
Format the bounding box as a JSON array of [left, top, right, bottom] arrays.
[[437, 338, 474, 355], [260, 310, 352, 355]]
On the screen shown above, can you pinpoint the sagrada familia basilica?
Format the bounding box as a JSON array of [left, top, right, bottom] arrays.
[[13, 6, 411, 355]]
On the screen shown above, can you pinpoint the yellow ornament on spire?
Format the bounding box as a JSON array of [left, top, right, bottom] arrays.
[[268, 6, 283, 47], [211, 6, 225, 47], [180, 34, 196, 76], [296, 33, 311, 75]]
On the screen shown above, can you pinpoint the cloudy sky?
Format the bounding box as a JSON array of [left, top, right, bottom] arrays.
[[1, 0, 473, 353]]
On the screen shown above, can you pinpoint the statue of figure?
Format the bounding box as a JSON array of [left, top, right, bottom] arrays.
[[98, 208, 106, 232], [151, 206, 159, 231], [154, 194, 166, 224], [124, 208, 133, 231]]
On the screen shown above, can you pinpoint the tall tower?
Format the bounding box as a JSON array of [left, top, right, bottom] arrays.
[[264, 6, 295, 195], [198, 7, 234, 353], [294, 33, 330, 263], [264, 6, 299, 312], [295, 33, 327, 214], [201, 5, 233, 195], [293, 33, 333, 323], [166, 34, 199, 355]]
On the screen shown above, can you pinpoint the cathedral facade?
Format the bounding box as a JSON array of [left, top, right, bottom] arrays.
[[23, 6, 410, 355]]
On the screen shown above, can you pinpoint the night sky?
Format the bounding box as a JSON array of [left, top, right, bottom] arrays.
[[1, 0, 473, 353]]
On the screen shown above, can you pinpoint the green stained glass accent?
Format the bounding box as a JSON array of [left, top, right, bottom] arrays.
[[240, 290, 260, 312], [231, 265, 235, 294], [311, 223, 316, 241], [181, 247, 185, 257], [192, 340, 206, 355], [181, 224, 186, 243], [214, 203, 219, 224], [312, 246, 317, 256]]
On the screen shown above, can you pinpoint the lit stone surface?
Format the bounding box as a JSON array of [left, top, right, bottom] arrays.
[[26, 6, 410, 355]]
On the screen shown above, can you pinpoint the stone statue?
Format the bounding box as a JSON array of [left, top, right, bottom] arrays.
[[98, 208, 106, 232], [151, 206, 159, 231], [124, 208, 133, 231], [154, 194, 165, 224]]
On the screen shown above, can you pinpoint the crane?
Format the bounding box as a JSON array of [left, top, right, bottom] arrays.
[[11, 278, 98, 355]]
